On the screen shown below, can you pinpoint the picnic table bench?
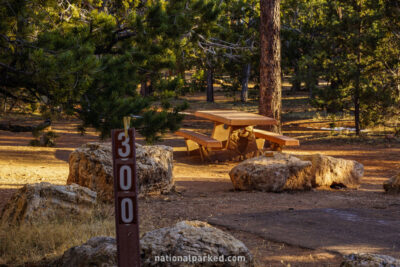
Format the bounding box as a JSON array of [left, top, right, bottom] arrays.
[[175, 129, 222, 161], [253, 129, 300, 152], [176, 110, 299, 161]]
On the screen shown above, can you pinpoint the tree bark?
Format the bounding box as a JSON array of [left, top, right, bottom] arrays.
[[140, 79, 153, 97], [206, 67, 214, 102], [354, 2, 362, 136], [354, 48, 361, 135], [140, 81, 146, 96], [354, 78, 360, 135], [3, 96, 6, 113], [259, 0, 282, 133], [291, 64, 301, 92], [241, 63, 251, 102]]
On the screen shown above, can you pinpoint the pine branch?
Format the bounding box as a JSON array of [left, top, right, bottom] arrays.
[[0, 62, 34, 75], [0, 34, 57, 54], [95, 30, 137, 54], [0, 87, 36, 103]]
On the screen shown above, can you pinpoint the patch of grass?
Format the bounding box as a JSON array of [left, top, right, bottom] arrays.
[[283, 111, 318, 121], [0, 206, 115, 265], [282, 95, 310, 107], [301, 132, 400, 145]]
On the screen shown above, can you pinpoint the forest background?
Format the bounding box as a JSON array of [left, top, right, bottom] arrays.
[[1, 0, 399, 140]]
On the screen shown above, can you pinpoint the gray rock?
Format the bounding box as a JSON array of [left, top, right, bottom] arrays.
[[384, 173, 400, 193], [136, 143, 174, 196], [0, 182, 96, 225], [56, 236, 117, 267], [296, 154, 363, 188], [341, 253, 400, 267], [140, 220, 254, 267], [229, 153, 312, 192], [67, 142, 174, 201], [56, 221, 253, 267]]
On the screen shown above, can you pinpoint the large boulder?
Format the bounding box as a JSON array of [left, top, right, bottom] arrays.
[[296, 154, 363, 188], [229, 153, 313, 192], [341, 253, 400, 267], [141, 220, 254, 267], [383, 173, 400, 193], [0, 182, 96, 225], [229, 152, 364, 192], [55, 236, 117, 267], [67, 142, 174, 201]]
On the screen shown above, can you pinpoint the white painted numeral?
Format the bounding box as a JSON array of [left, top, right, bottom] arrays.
[[119, 165, 132, 190], [121, 198, 134, 223], [118, 132, 130, 158]]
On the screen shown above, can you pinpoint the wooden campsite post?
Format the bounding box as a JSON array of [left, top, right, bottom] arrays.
[[112, 128, 141, 267]]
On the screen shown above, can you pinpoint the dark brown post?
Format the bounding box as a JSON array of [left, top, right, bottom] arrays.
[[112, 128, 141, 267]]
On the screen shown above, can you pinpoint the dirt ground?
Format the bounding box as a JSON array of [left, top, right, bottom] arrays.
[[1, 92, 400, 266]]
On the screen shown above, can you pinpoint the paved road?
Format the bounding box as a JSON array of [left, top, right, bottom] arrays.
[[209, 207, 400, 257]]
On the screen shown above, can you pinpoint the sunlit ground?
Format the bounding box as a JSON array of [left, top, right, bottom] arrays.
[[0, 91, 399, 265]]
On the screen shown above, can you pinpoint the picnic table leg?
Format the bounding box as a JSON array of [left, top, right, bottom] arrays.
[[199, 145, 211, 162], [211, 123, 231, 148], [228, 126, 259, 154], [256, 138, 265, 150], [256, 138, 283, 152], [185, 139, 200, 155], [270, 143, 283, 152]]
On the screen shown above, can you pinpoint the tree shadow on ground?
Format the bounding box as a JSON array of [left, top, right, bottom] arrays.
[[54, 149, 73, 163], [208, 207, 400, 258]]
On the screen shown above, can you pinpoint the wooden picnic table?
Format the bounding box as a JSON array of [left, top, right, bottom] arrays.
[[176, 110, 299, 161], [194, 110, 277, 126]]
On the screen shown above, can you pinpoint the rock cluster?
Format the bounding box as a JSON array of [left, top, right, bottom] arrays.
[[229, 152, 364, 192], [67, 142, 174, 201], [341, 253, 400, 267], [383, 173, 400, 193], [55, 221, 253, 267], [0, 182, 96, 225]]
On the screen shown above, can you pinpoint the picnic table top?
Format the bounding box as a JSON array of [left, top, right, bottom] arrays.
[[194, 110, 277, 126]]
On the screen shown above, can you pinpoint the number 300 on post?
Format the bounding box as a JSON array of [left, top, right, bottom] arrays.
[[111, 128, 140, 267]]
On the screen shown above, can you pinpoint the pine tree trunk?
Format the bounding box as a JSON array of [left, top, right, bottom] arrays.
[[354, 48, 361, 135], [241, 63, 251, 102], [291, 64, 301, 92], [259, 0, 282, 133], [177, 55, 186, 81], [179, 66, 186, 82], [148, 80, 154, 95], [140, 79, 153, 97], [3, 97, 6, 113], [354, 2, 361, 136], [354, 81, 360, 135], [206, 67, 214, 102], [140, 81, 147, 96], [291, 79, 301, 92]]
